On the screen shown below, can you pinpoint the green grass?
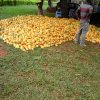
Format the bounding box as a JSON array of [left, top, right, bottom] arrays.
[[0, 39, 100, 100], [0, 5, 37, 19], [0, 4, 100, 100], [0, 2, 55, 19]]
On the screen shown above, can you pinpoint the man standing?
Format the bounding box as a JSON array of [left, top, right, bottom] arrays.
[[75, 0, 93, 46]]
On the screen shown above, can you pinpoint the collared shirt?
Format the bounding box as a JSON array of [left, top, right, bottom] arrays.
[[78, 4, 93, 23]]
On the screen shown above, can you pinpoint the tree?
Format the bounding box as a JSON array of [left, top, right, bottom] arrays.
[[13, 0, 16, 6], [36, 0, 52, 15], [37, 0, 44, 15], [36, 0, 69, 17], [7, 0, 10, 5], [48, 0, 52, 8], [60, 0, 69, 18]]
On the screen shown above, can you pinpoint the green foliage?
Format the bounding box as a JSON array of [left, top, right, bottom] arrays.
[[0, 0, 35, 6], [0, 0, 57, 6]]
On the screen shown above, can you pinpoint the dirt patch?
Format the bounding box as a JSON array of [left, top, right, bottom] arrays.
[[0, 45, 7, 57]]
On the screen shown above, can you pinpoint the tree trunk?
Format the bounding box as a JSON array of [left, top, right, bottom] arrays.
[[60, 0, 69, 18], [48, 0, 52, 8], [37, 0, 44, 15], [7, 0, 10, 5], [13, 0, 16, 6]]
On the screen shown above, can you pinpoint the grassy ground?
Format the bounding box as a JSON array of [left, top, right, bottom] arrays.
[[0, 5, 37, 19], [0, 4, 100, 100], [0, 2, 55, 19]]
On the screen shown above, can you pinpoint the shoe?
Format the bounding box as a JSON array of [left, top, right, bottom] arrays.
[[74, 41, 79, 44]]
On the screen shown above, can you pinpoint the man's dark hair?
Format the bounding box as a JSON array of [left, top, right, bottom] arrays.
[[86, 0, 93, 5]]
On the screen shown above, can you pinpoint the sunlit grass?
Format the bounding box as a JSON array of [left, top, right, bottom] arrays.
[[0, 2, 54, 19]]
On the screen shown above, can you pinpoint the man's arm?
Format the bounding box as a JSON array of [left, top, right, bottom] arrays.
[[88, 6, 93, 19], [75, 7, 80, 19]]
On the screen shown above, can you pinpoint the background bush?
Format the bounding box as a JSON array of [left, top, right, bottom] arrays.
[[0, 0, 56, 6]]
